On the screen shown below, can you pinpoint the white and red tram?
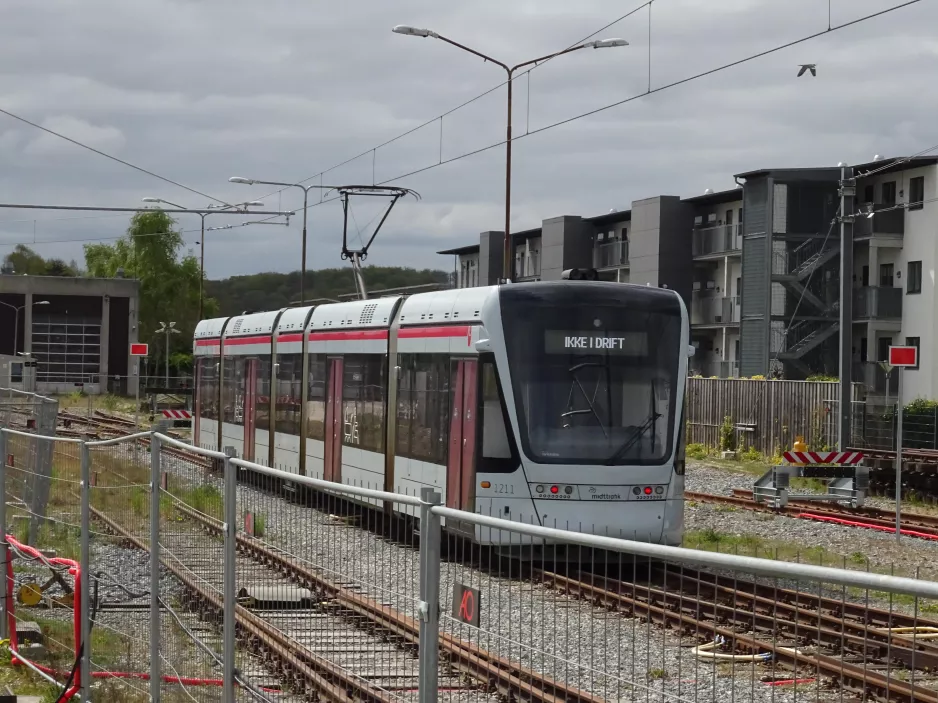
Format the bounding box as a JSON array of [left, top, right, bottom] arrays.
[[193, 281, 690, 547]]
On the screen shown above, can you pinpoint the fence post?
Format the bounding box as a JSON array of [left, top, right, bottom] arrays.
[[223, 446, 237, 701], [0, 429, 8, 641], [150, 434, 162, 703], [79, 442, 92, 700], [418, 488, 442, 703]]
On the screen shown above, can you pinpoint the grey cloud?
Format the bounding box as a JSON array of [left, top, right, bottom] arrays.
[[0, 0, 934, 279]]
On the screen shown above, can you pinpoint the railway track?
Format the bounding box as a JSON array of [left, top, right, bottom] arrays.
[[686, 489, 938, 539], [90, 489, 601, 702], [150, 451, 938, 702], [39, 421, 938, 702]]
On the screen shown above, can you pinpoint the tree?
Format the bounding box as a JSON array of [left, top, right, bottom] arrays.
[[205, 266, 450, 316], [3, 244, 47, 275], [84, 210, 219, 375]]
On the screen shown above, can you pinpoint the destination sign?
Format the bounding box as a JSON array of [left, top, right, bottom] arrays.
[[544, 331, 648, 356]]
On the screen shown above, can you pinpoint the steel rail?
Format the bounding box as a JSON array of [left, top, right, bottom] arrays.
[[538, 570, 938, 703], [169, 501, 605, 703], [88, 503, 397, 703], [686, 490, 938, 537]]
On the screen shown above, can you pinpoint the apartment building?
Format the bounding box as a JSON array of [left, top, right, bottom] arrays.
[[439, 156, 938, 401]]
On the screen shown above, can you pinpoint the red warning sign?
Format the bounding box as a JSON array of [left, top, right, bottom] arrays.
[[452, 583, 481, 627]]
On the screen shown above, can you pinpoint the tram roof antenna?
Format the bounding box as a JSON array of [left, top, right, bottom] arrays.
[[325, 185, 421, 300]]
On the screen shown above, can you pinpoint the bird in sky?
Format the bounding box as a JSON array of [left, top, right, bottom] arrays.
[[797, 64, 817, 77]]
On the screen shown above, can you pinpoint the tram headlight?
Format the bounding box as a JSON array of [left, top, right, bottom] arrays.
[[536, 485, 545, 494], [564, 486, 573, 495], [550, 485, 559, 494], [655, 486, 664, 495], [643, 486, 653, 495], [632, 487, 640, 495]]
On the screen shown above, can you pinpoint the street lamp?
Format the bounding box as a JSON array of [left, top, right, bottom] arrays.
[[393, 26, 627, 282], [230, 177, 332, 305], [157, 321, 181, 387], [141, 197, 266, 319], [0, 299, 49, 357]]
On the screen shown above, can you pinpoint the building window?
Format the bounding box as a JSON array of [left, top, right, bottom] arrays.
[[910, 176, 925, 211], [877, 336, 892, 362], [908, 261, 922, 294], [863, 184, 874, 204], [882, 181, 897, 206], [906, 337, 921, 370], [693, 215, 703, 226], [879, 263, 894, 287]]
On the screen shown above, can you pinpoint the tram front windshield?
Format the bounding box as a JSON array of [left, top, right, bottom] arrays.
[[500, 283, 682, 466]]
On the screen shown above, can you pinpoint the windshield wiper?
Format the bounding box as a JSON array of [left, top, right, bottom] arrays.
[[603, 411, 660, 465]]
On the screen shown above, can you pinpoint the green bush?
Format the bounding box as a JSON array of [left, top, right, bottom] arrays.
[[686, 443, 709, 460], [883, 398, 938, 449], [719, 416, 736, 452], [806, 374, 838, 382]]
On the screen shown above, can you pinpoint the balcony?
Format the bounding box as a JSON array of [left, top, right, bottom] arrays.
[[692, 223, 742, 257], [593, 240, 629, 269], [513, 254, 541, 280], [853, 361, 899, 397], [853, 206, 905, 238], [692, 293, 740, 326], [690, 360, 740, 379], [853, 286, 902, 320]]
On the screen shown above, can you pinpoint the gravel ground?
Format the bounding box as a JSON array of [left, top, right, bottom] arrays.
[[685, 461, 938, 580], [131, 450, 865, 703]]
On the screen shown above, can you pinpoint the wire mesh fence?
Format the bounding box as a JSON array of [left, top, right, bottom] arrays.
[[8, 423, 938, 702]]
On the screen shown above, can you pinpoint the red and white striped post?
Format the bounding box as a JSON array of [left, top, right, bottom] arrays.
[[889, 345, 918, 542]]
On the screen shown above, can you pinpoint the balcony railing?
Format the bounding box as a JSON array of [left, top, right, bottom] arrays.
[[853, 206, 905, 238], [593, 240, 629, 269], [691, 295, 740, 325], [690, 360, 740, 379], [853, 361, 899, 397], [514, 254, 541, 280], [853, 286, 902, 320], [692, 223, 742, 257]]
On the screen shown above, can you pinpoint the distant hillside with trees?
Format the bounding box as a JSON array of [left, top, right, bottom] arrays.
[[206, 267, 451, 316]]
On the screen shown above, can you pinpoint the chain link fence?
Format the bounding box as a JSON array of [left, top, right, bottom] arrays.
[[6, 421, 938, 701]]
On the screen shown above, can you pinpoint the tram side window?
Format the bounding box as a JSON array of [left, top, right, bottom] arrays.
[[397, 354, 450, 465], [478, 358, 517, 473], [222, 357, 246, 427], [342, 355, 385, 453], [275, 353, 303, 435], [306, 354, 327, 441], [198, 358, 218, 421], [255, 356, 272, 432]]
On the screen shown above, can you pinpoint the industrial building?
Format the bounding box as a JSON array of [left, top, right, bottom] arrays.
[[439, 156, 938, 403], [0, 273, 141, 395]]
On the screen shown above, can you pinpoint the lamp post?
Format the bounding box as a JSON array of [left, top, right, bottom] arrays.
[[141, 198, 268, 319], [393, 25, 627, 282], [230, 177, 332, 305], [0, 299, 49, 357], [157, 321, 181, 387]]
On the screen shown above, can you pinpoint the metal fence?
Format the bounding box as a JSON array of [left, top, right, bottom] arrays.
[[685, 377, 861, 454], [7, 424, 938, 701]]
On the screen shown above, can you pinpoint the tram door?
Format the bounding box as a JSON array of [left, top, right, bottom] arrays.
[[446, 359, 478, 510], [323, 358, 344, 482], [243, 358, 258, 462]]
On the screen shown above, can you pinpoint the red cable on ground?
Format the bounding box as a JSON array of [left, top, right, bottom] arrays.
[[3, 536, 279, 696], [796, 513, 938, 541], [764, 678, 816, 686]]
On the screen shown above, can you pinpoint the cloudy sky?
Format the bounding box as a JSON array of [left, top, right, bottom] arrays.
[[0, 0, 934, 279]]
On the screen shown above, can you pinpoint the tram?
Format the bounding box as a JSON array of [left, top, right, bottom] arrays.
[[192, 280, 691, 547]]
